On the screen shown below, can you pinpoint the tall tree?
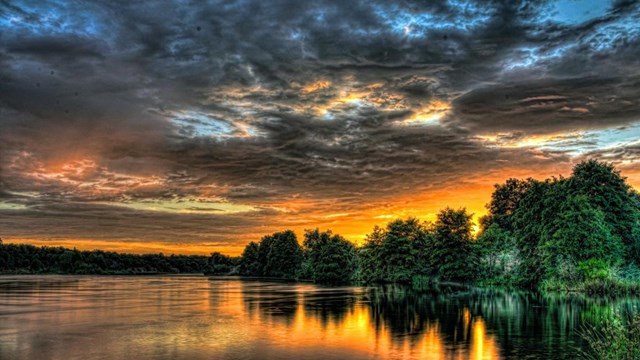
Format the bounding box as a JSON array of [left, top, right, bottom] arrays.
[[541, 195, 624, 282], [567, 160, 640, 261], [239, 241, 260, 276], [511, 178, 553, 287], [257, 234, 275, 276], [430, 208, 476, 281], [380, 218, 428, 283], [303, 229, 356, 284], [357, 219, 430, 284], [265, 230, 303, 278], [481, 178, 534, 232], [357, 225, 386, 283]]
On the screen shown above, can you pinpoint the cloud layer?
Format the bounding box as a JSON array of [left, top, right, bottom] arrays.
[[1, 0, 639, 254]]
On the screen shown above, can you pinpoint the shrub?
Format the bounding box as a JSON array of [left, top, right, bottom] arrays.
[[580, 311, 640, 360], [578, 259, 610, 281], [582, 278, 640, 297]]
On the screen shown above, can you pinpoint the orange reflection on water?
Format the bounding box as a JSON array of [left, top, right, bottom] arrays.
[[237, 283, 501, 359], [0, 276, 502, 360], [470, 318, 500, 360]]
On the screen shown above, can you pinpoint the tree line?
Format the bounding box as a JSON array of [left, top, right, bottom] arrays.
[[2, 160, 639, 293], [230, 159, 640, 291], [0, 244, 212, 274]]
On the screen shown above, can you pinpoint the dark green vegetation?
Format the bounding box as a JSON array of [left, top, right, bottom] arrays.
[[237, 229, 356, 283], [357, 211, 476, 285], [0, 244, 215, 274], [477, 160, 640, 293], [580, 311, 640, 360], [2, 160, 640, 292]]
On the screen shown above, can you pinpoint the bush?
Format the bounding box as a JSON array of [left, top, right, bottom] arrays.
[[580, 311, 640, 360], [618, 262, 640, 281], [581, 278, 640, 297], [578, 259, 610, 281]]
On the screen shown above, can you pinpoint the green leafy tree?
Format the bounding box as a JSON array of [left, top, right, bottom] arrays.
[[481, 178, 534, 232], [476, 223, 518, 283], [265, 230, 302, 278], [357, 219, 430, 284], [239, 241, 260, 276], [541, 195, 624, 282], [430, 208, 477, 281], [357, 226, 386, 283], [567, 160, 640, 262], [511, 179, 552, 287], [381, 218, 428, 283], [303, 229, 356, 284], [257, 234, 275, 276]]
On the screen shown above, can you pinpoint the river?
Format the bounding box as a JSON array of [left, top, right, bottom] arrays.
[[0, 275, 638, 359]]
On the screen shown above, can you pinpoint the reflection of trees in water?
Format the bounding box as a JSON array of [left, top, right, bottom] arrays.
[[302, 288, 357, 329], [367, 284, 477, 346], [472, 290, 640, 358], [366, 286, 640, 358], [241, 281, 299, 327], [236, 280, 640, 358], [240, 281, 361, 329]]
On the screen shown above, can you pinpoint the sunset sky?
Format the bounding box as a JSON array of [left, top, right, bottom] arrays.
[[1, 0, 639, 255]]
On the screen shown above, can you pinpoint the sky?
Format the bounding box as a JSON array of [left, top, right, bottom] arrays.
[[1, 0, 640, 255]]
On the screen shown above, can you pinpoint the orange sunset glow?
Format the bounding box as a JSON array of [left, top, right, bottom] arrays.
[[3, 156, 638, 255]]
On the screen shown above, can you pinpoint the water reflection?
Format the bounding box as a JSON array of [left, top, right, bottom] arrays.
[[0, 276, 638, 360]]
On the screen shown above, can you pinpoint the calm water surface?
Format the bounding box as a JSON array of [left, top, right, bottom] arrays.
[[1, 275, 638, 360]]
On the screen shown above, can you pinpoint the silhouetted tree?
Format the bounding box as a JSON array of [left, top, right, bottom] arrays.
[[480, 178, 534, 232], [207, 252, 237, 275], [239, 241, 260, 276], [265, 230, 302, 278], [257, 234, 275, 276], [0, 243, 211, 274]]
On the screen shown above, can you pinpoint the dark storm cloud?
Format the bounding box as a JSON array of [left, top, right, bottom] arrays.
[[451, 75, 640, 135], [1, 0, 639, 247]]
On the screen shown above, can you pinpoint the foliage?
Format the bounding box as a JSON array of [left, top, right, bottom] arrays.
[[357, 225, 387, 283], [429, 207, 477, 281], [542, 195, 624, 282], [510, 178, 554, 287], [480, 178, 534, 232], [303, 229, 356, 284], [357, 218, 431, 284], [257, 234, 275, 276], [580, 311, 640, 360], [568, 160, 640, 262], [206, 252, 239, 275], [486, 160, 640, 290], [578, 259, 610, 281], [581, 278, 640, 297], [475, 223, 519, 285], [239, 241, 260, 276], [265, 230, 303, 278], [0, 243, 211, 274], [237, 230, 303, 279]]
